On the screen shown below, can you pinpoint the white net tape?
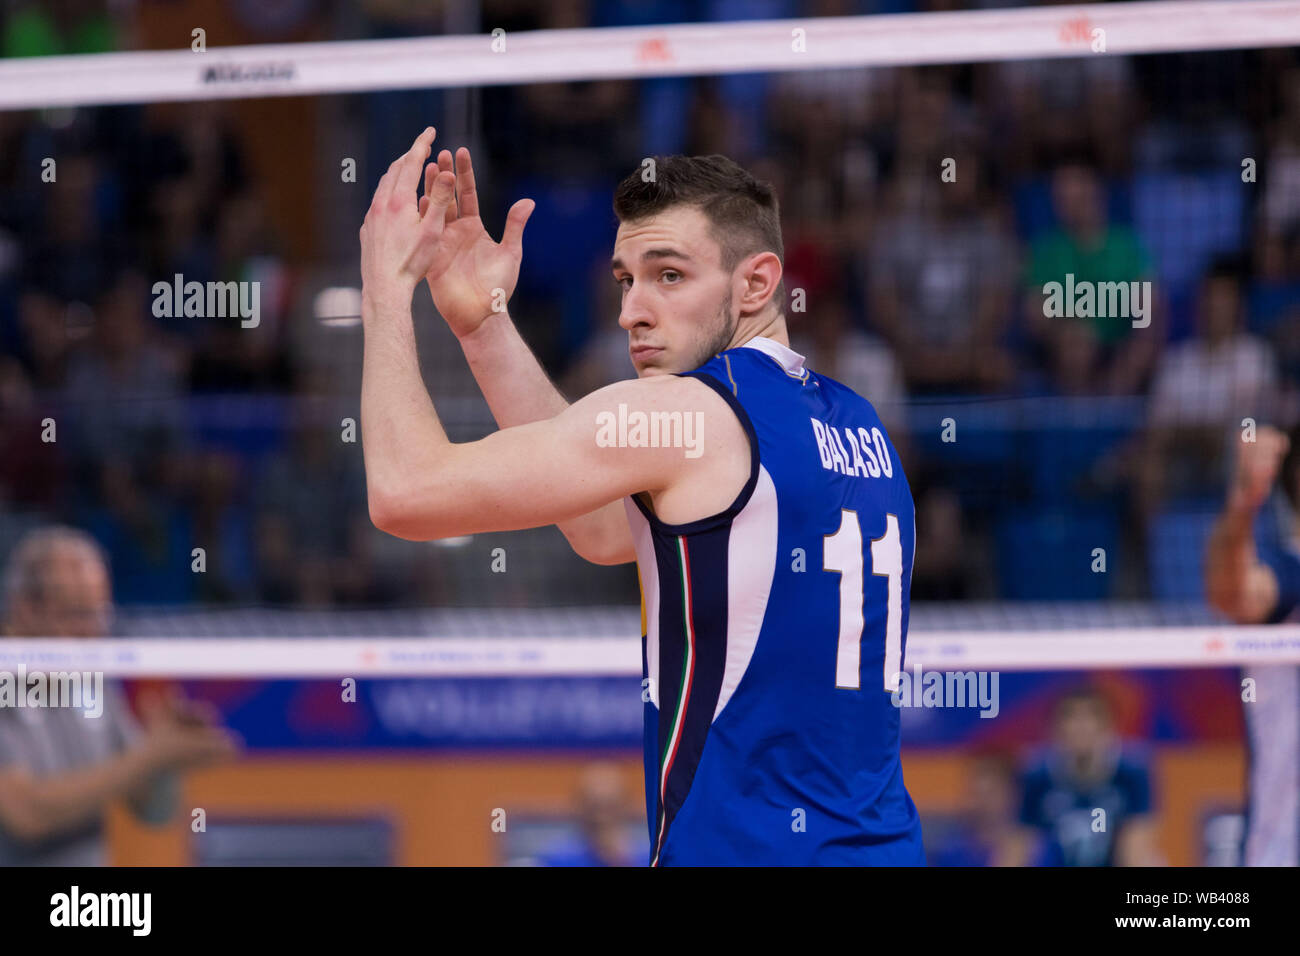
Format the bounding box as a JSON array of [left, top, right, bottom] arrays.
[[2, 625, 1297, 677], [0, 1, 1297, 110]]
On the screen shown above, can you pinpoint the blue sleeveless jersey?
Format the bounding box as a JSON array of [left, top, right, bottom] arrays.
[[623, 336, 924, 866]]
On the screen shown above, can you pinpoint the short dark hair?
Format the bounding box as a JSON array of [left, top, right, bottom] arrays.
[[613, 155, 785, 302]]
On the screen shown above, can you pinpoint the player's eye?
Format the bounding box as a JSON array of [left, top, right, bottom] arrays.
[[660, 269, 682, 284], [616, 275, 632, 290]]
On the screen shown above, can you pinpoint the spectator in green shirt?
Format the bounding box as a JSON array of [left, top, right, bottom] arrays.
[[1024, 162, 1163, 395], [3, 0, 119, 59]]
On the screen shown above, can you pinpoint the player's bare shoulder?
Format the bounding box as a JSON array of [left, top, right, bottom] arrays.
[[575, 372, 751, 525], [576, 373, 748, 460]]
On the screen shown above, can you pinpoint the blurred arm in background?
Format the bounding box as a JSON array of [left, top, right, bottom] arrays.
[[0, 696, 233, 847], [1206, 425, 1293, 623]]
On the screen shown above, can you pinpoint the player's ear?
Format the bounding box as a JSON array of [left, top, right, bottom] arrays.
[[740, 251, 782, 313]]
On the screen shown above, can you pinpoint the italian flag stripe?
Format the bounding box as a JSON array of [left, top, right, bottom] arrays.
[[651, 535, 695, 866]]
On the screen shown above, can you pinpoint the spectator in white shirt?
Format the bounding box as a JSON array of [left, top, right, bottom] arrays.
[[1137, 258, 1280, 514]]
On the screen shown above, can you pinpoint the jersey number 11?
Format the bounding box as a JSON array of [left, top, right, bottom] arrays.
[[824, 510, 903, 692]]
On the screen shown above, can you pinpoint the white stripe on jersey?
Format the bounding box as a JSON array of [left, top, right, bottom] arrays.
[[714, 464, 778, 721]]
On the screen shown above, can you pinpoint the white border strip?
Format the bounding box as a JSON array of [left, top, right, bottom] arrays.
[[0, 1, 1297, 110], [0, 626, 1297, 677]]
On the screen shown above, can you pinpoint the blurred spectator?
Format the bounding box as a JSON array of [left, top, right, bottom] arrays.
[[684, 78, 749, 159], [869, 152, 1017, 394], [909, 483, 992, 600], [0, 358, 63, 512], [770, 0, 894, 208], [699, 0, 798, 160], [23, 153, 121, 305], [0, 526, 236, 865], [60, 273, 191, 603], [1257, 65, 1300, 240], [1019, 686, 1163, 866], [189, 190, 294, 392], [188, 450, 256, 604], [537, 763, 641, 867], [889, 66, 984, 188], [1024, 161, 1160, 395], [932, 752, 1060, 866], [1136, 257, 1279, 514], [62, 270, 186, 465], [132, 103, 251, 323], [253, 413, 371, 606], [1247, 225, 1300, 388], [15, 291, 72, 389], [83, 455, 195, 604], [981, 32, 1136, 176]]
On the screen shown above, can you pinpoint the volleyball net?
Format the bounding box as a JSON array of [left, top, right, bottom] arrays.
[[0, 606, 1298, 676]]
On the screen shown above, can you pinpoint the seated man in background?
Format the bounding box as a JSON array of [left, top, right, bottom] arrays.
[[0, 526, 237, 866], [1019, 686, 1164, 866]]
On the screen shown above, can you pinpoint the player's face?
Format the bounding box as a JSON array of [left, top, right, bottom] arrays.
[[612, 205, 740, 377]]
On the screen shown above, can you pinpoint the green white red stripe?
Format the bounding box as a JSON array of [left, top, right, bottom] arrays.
[[650, 535, 695, 867]]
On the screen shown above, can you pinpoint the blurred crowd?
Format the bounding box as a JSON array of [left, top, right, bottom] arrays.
[[1, 0, 1299, 608]]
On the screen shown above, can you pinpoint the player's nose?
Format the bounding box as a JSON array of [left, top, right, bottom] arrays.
[[617, 287, 655, 331]]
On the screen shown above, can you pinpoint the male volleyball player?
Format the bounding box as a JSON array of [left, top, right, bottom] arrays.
[[359, 128, 924, 865], [1206, 423, 1300, 866]]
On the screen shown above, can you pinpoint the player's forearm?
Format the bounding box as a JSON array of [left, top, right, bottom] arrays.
[[361, 292, 455, 532], [1206, 502, 1255, 593], [1205, 499, 1272, 622], [458, 310, 570, 427], [459, 311, 634, 564]]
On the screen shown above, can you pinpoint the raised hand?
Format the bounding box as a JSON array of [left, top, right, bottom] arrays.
[[360, 127, 456, 308], [1231, 424, 1289, 512], [420, 146, 535, 339]]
